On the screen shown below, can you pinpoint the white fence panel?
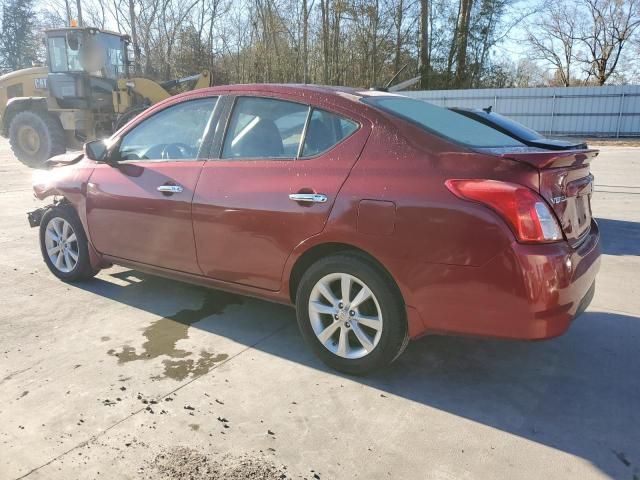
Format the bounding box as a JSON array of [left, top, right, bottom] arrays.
[[404, 86, 640, 137]]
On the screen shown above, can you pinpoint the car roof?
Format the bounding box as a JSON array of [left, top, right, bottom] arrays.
[[191, 83, 405, 109], [121, 84, 407, 136]]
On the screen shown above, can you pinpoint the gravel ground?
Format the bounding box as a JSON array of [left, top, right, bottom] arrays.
[[144, 447, 291, 480]]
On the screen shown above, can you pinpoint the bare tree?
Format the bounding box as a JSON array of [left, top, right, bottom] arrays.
[[29, 0, 544, 88], [576, 0, 640, 85], [525, 0, 577, 86]]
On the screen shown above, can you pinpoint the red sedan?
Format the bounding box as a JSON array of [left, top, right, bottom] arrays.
[[29, 85, 601, 374]]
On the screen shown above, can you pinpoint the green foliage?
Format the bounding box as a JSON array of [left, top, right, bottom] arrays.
[[0, 0, 39, 74]]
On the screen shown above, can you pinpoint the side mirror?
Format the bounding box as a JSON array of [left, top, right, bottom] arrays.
[[84, 140, 111, 163]]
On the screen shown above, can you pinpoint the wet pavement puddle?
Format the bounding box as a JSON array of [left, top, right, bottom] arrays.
[[107, 290, 243, 380]]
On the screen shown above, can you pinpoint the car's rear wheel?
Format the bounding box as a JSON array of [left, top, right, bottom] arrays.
[[39, 206, 98, 282], [295, 253, 409, 375]]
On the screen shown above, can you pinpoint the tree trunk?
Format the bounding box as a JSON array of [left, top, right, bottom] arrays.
[[453, 0, 473, 87], [332, 2, 340, 84], [371, 0, 379, 86], [303, 0, 309, 83], [128, 0, 140, 74], [76, 0, 83, 26], [419, 0, 429, 88], [65, 0, 72, 25], [320, 0, 330, 84], [394, 0, 404, 75]]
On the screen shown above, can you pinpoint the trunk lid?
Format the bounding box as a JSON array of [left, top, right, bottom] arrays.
[[500, 149, 598, 246]]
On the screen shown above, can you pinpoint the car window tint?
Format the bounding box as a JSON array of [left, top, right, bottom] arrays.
[[302, 109, 359, 157], [364, 96, 525, 148], [117, 97, 217, 161], [455, 109, 544, 141], [222, 97, 309, 159]]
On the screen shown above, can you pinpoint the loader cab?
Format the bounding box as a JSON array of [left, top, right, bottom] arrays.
[[45, 27, 130, 111]]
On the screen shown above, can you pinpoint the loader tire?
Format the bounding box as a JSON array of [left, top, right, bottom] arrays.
[[9, 110, 66, 167]]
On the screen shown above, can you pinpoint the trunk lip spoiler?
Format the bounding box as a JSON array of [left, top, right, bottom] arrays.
[[499, 149, 599, 169]]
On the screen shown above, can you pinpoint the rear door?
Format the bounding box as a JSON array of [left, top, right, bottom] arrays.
[[192, 95, 370, 291], [86, 96, 218, 273]]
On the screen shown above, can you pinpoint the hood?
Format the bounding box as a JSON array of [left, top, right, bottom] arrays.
[[45, 151, 85, 168]]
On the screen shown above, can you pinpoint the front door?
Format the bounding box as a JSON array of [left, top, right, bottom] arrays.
[[86, 97, 218, 273], [192, 95, 370, 290]]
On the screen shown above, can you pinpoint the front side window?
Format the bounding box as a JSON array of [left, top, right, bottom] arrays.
[[117, 98, 217, 161], [222, 97, 308, 159], [302, 109, 359, 157], [364, 96, 525, 148]]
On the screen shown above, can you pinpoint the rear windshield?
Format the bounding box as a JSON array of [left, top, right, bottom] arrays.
[[363, 96, 525, 148], [453, 109, 544, 142]]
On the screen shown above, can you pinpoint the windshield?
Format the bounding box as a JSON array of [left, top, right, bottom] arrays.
[[363, 96, 525, 148], [47, 32, 126, 80]]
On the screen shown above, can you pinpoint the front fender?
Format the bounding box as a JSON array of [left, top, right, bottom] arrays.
[[32, 161, 95, 240], [32, 161, 107, 270]]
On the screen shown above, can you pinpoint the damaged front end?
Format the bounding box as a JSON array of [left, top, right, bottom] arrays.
[[27, 206, 48, 227]]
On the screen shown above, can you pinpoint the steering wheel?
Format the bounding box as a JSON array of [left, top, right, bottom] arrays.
[[161, 143, 193, 160]]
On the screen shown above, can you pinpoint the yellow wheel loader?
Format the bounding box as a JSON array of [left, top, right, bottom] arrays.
[[0, 26, 212, 166]]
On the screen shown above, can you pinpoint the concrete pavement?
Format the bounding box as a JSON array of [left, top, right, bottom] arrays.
[[0, 139, 638, 479]]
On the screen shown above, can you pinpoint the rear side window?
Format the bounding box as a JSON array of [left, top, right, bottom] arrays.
[[222, 97, 308, 159], [302, 109, 359, 157], [364, 96, 525, 148]]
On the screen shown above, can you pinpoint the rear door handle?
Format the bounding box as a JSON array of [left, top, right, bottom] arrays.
[[289, 193, 328, 203], [157, 185, 184, 194]]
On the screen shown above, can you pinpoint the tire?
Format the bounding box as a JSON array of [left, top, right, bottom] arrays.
[[295, 253, 409, 375], [39, 205, 98, 282], [9, 110, 66, 167]]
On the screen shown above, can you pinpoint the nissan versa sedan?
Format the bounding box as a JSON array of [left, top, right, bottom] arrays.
[[29, 85, 601, 374]]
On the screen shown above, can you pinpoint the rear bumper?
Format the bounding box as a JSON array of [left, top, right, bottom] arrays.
[[410, 220, 601, 340]]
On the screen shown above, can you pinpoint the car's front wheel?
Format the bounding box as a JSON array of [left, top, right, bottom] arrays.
[[295, 253, 409, 375], [39, 205, 98, 282]]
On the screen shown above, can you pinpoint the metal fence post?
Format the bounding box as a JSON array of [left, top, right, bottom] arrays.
[[616, 92, 625, 138], [549, 94, 556, 135]]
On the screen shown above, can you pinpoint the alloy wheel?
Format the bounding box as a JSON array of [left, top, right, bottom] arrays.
[[44, 217, 79, 273], [308, 272, 383, 359]]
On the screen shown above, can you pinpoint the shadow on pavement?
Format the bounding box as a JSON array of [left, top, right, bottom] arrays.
[[74, 270, 640, 480], [596, 217, 640, 256]]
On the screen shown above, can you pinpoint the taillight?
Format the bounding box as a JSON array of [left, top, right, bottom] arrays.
[[445, 179, 563, 243]]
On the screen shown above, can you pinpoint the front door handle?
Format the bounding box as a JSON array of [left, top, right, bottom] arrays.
[[289, 193, 328, 203], [157, 184, 184, 194]]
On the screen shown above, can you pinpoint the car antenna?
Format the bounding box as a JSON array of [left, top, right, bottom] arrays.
[[483, 105, 492, 113], [384, 63, 409, 90], [370, 64, 410, 92]]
